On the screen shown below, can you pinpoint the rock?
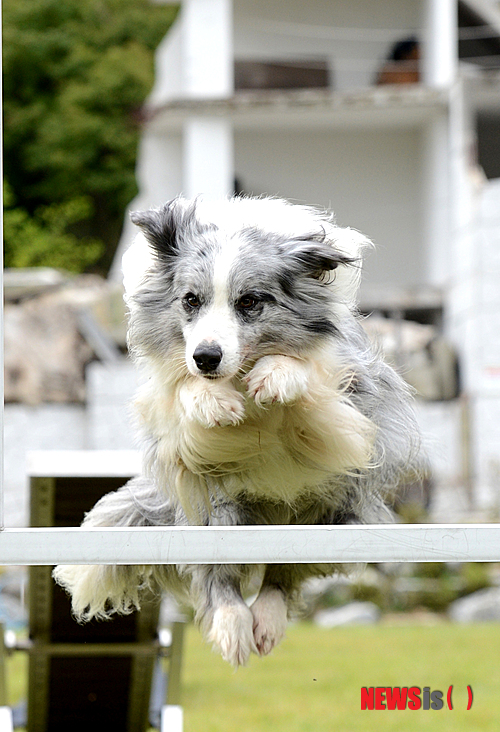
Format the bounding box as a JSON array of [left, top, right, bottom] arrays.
[[449, 587, 500, 622], [4, 295, 93, 404], [314, 601, 380, 628], [4, 267, 69, 301], [302, 576, 348, 599], [4, 273, 127, 405], [362, 314, 458, 401]]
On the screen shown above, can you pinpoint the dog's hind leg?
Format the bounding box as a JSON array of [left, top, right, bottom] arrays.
[[53, 562, 151, 621], [53, 477, 181, 621], [250, 584, 288, 656], [192, 565, 258, 667], [252, 562, 341, 655]]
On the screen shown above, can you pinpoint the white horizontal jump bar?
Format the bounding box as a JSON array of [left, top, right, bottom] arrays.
[[0, 524, 499, 565]]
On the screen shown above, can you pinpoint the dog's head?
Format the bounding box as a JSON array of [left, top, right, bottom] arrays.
[[124, 197, 370, 380]]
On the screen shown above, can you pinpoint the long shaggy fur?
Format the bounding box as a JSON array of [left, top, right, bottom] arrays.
[[54, 196, 421, 667]]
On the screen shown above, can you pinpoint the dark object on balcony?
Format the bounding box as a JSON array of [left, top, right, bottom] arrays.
[[375, 37, 420, 85]]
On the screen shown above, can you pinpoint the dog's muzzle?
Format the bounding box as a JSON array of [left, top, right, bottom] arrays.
[[193, 342, 223, 375]]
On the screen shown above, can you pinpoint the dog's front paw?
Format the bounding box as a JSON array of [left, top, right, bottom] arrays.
[[180, 381, 245, 428], [208, 604, 258, 667], [251, 587, 288, 656], [245, 355, 310, 406]]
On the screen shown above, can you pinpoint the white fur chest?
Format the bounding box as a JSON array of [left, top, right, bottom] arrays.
[[135, 362, 376, 506]]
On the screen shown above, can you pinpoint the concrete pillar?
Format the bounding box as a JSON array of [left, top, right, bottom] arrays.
[[183, 117, 234, 197], [422, 0, 458, 88], [180, 0, 234, 197], [182, 0, 233, 98], [421, 0, 460, 285], [422, 114, 450, 286]]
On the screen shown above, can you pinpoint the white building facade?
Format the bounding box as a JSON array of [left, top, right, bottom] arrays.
[[112, 0, 500, 514]]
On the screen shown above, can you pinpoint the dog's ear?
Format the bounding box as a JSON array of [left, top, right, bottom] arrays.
[[130, 201, 181, 259], [284, 238, 358, 280]]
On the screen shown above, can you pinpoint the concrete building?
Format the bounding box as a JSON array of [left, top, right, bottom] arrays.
[[111, 0, 500, 515], [6, 0, 500, 525]]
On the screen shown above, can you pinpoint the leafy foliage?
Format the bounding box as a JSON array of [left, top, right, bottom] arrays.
[[3, 181, 103, 272], [3, 0, 178, 273]]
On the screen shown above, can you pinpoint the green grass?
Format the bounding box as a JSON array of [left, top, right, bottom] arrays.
[[6, 621, 500, 730], [181, 621, 500, 732]]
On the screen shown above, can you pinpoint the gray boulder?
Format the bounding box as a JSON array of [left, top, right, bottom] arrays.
[[314, 601, 380, 628], [449, 587, 500, 622]]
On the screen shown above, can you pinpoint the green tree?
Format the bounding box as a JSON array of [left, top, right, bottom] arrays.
[[3, 0, 178, 273]]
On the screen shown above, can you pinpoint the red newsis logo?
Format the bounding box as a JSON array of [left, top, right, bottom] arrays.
[[361, 686, 473, 711]]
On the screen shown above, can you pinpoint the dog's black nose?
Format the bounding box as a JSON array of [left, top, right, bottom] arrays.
[[193, 343, 223, 373]]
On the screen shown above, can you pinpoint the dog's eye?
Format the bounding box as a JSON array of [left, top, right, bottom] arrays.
[[236, 295, 257, 310], [184, 293, 201, 309]]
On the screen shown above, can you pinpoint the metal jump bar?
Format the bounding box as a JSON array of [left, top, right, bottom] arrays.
[[0, 524, 499, 565]]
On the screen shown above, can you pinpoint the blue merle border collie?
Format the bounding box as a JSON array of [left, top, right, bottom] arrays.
[[54, 196, 421, 667]]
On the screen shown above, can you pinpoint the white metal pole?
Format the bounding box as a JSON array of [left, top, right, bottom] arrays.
[[0, 524, 500, 566]]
